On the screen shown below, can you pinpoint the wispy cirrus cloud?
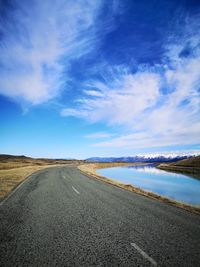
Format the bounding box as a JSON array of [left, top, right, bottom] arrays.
[[84, 132, 115, 139], [61, 15, 200, 149], [61, 70, 161, 125], [0, 0, 103, 105]]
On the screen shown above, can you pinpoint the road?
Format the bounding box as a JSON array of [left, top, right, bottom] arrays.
[[0, 165, 200, 266]]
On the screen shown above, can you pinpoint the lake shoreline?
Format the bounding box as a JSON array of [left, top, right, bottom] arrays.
[[157, 156, 200, 177], [157, 164, 200, 177], [78, 162, 200, 215]]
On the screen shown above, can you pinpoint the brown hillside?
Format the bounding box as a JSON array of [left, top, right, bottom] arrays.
[[170, 155, 200, 167]]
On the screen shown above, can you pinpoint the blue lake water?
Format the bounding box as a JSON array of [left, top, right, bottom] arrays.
[[97, 164, 200, 206]]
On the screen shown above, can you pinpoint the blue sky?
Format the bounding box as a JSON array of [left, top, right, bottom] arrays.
[[0, 0, 200, 159]]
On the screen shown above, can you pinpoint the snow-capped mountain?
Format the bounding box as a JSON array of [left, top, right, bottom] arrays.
[[86, 152, 200, 163]]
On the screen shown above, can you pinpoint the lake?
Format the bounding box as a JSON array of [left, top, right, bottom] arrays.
[[97, 164, 200, 206]]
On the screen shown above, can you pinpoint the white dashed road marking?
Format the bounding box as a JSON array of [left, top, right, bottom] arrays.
[[72, 186, 80, 194], [130, 242, 157, 266]]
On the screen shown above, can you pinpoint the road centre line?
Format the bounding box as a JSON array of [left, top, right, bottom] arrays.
[[62, 176, 80, 195], [72, 186, 80, 194], [130, 242, 157, 266]]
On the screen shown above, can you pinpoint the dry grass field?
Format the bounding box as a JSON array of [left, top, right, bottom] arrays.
[[0, 154, 83, 199], [0, 165, 53, 198]]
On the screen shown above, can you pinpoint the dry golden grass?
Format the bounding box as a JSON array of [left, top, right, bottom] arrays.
[[0, 162, 33, 170], [158, 155, 200, 175], [78, 163, 200, 215], [0, 164, 61, 199], [171, 155, 200, 167], [0, 155, 83, 199]]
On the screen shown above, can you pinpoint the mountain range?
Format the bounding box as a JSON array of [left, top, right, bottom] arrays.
[[86, 152, 200, 163]]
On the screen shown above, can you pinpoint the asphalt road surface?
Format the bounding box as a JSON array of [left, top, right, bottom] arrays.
[[0, 165, 200, 266]]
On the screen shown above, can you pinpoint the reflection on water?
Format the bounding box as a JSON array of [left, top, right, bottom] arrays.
[[97, 164, 200, 206], [127, 164, 200, 180]]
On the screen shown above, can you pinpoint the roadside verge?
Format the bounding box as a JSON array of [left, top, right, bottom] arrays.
[[0, 164, 72, 200], [78, 163, 200, 215]]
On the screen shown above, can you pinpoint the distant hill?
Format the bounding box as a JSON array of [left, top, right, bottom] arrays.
[[86, 153, 200, 163], [0, 154, 84, 170], [170, 155, 200, 167], [0, 154, 77, 162], [0, 154, 32, 162], [158, 155, 200, 175]]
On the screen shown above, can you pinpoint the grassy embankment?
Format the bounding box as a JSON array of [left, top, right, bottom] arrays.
[[78, 161, 200, 215], [157, 155, 200, 176], [0, 155, 82, 199]]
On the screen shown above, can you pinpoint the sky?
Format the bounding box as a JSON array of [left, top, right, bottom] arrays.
[[0, 0, 200, 159]]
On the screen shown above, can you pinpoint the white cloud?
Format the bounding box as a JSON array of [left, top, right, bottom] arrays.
[[61, 19, 200, 149], [61, 71, 160, 125], [83, 90, 104, 97], [60, 108, 88, 118], [84, 132, 115, 139], [0, 0, 102, 104], [93, 124, 200, 148], [91, 55, 200, 149], [91, 52, 200, 148]]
